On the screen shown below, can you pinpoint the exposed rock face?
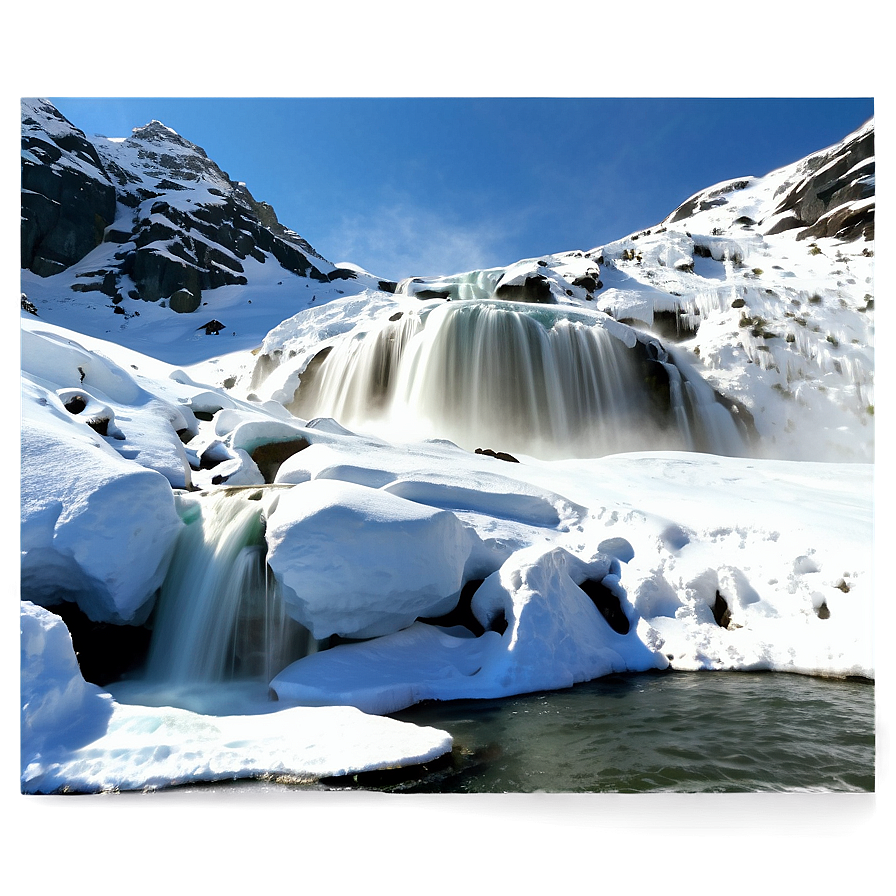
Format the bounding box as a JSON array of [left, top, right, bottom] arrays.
[[494, 273, 556, 304], [21, 100, 117, 276], [666, 179, 751, 225], [664, 121, 874, 244], [20, 99, 336, 309], [767, 125, 874, 242]]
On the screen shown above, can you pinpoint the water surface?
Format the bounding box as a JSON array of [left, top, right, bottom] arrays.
[[330, 671, 874, 793]]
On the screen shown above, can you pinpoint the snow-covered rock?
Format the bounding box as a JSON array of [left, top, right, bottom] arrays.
[[21, 321, 194, 487], [271, 544, 666, 714], [20, 602, 115, 767], [21, 381, 182, 624], [266, 479, 475, 638]]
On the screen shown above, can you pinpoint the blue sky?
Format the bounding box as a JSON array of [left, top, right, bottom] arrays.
[[49, 97, 873, 282]]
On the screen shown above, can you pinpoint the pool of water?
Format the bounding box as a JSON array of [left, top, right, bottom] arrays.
[[321, 671, 874, 793]]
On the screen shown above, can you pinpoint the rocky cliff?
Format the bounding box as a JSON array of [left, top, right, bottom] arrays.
[[21, 98, 357, 314]]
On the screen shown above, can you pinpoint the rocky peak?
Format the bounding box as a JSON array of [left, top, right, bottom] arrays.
[[21, 99, 343, 311], [21, 99, 116, 276], [131, 119, 194, 144]]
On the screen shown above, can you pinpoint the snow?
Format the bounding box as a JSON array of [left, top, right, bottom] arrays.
[[20, 603, 452, 794], [21, 320, 194, 487], [270, 449, 871, 714], [21, 374, 183, 624], [18, 102, 876, 794], [20, 602, 115, 766], [266, 479, 474, 639], [272, 543, 666, 715]]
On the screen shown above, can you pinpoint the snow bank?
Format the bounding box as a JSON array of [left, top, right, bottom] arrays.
[[21, 381, 182, 623], [271, 449, 872, 713], [20, 602, 115, 767], [266, 479, 475, 638], [272, 544, 666, 714], [22, 322, 193, 487], [20, 603, 452, 794]]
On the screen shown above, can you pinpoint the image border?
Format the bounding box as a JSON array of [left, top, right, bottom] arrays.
[[0, 0, 896, 896]]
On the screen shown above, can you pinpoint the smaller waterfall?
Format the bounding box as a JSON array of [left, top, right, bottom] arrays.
[[396, 268, 506, 301], [144, 489, 313, 687]]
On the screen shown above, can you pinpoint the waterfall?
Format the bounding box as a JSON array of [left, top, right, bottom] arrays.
[[291, 309, 424, 424], [396, 268, 506, 301], [290, 300, 750, 459], [144, 488, 313, 686]]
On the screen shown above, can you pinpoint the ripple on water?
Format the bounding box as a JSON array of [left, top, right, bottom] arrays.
[[362, 671, 876, 794]]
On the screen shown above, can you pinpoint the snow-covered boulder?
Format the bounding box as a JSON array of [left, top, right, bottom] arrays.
[[22, 323, 193, 487], [21, 381, 182, 623], [265, 479, 474, 639], [20, 602, 115, 769], [271, 545, 666, 714]]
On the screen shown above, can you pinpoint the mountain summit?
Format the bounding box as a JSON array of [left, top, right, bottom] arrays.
[[21, 98, 362, 315]]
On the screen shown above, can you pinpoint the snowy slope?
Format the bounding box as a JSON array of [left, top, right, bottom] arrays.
[[590, 120, 874, 462], [253, 119, 872, 463]]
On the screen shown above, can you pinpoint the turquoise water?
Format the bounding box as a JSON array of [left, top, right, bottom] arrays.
[[324, 671, 874, 793]]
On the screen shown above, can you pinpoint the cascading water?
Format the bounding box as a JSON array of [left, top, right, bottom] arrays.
[[290, 300, 749, 460], [143, 488, 313, 690], [396, 268, 507, 301]]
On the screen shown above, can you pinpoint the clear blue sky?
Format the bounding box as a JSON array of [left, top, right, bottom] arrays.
[[48, 97, 873, 282]]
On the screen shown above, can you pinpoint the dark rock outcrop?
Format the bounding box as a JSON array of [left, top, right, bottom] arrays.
[[494, 273, 555, 304], [475, 448, 520, 463], [249, 437, 311, 483], [667, 179, 750, 225], [767, 125, 874, 242], [579, 578, 630, 634], [169, 288, 201, 313], [21, 100, 117, 275]]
